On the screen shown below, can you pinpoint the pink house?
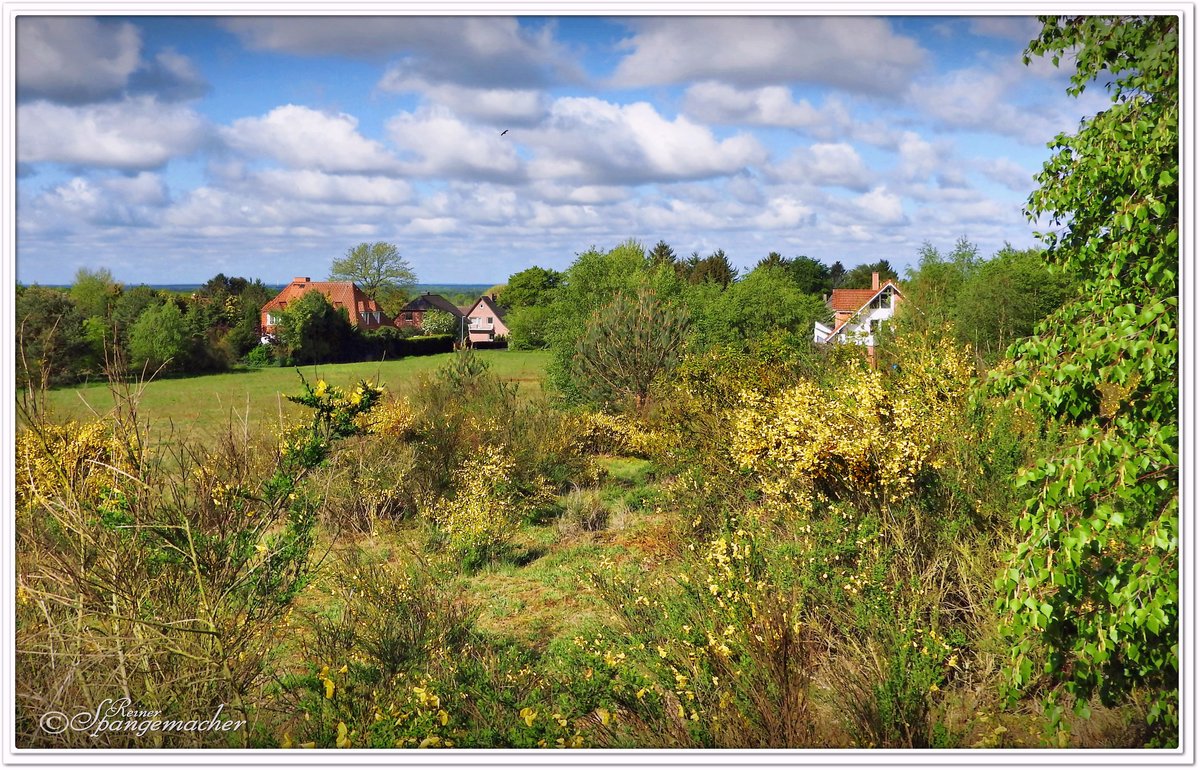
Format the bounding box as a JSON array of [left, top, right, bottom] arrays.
[[464, 295, 509, 345]]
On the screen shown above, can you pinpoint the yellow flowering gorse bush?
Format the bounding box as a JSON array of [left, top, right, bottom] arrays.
[[16, 420, 137, 515], [731, 337, 973, 513], [426, 453, 520, 563]]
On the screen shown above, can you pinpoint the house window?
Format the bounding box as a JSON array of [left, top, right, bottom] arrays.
[[487, 317, 493, 323], [403, 312, 413, 321], [266, 312, 280, 326]]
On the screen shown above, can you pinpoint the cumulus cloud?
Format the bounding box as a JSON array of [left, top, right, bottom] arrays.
[[895, 131, 949, 183], [908, 59, 1108, 143], [773, 143, 873, 192], [525, 97, 765, 185], [387, 106, 523, 181], [378, 74, 547, 125], [18, 97, 209, 169], [750, 196, 815, 229], [611, 17, 926, 94], [978, 157, 1036, 192], [17, 17, 140, 103], [129, 49, 210, 101], [681, 82, 854, 137], [223, 105, 401, 174], [854, 185, 907, 225], [968, 16, 1041, 43], [26, 172, 169, 230], [17, 17, 209, 104], [224, 16, 577, 87], [250, 169, 414, 205]]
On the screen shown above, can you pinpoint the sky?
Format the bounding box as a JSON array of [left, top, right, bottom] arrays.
[[13, 11, 1112, 286]]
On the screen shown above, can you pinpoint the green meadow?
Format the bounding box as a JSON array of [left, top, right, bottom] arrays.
[[30, 349, 550, 434]]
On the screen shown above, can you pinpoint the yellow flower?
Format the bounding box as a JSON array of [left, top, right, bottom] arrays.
[[521, 707, 538, 727]]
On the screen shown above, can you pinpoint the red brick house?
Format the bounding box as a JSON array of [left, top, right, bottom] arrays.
[[393, 292, 465, 331], [260, 277, 391, 336], [464, 294, 509, 345]]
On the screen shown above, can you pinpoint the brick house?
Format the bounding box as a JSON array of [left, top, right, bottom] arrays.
[[260, 277, 390, 336], [813, 272, 904, 365], [393, 292, 465, 332], [464, 294, 509, 345]]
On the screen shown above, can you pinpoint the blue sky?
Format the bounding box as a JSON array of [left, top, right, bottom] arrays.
[[14, 12, 1109, 286]]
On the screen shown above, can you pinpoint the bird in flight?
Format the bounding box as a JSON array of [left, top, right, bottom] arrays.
[[500, 129, 509, 136]]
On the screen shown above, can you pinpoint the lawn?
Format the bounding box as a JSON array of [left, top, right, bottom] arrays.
[[28, 349, 550, 435]]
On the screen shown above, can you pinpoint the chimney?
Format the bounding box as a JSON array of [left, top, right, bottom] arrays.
[[293, 276, 310, 284], [871, 272, 880, 290]]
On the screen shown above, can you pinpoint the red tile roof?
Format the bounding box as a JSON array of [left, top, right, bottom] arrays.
[[261, 279, 388, 328], [828, 280, 900, 312], [829, 288, 877, 312]]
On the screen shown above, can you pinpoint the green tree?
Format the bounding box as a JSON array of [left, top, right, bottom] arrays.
[[690, 265, 830, 348], [786, 255, 832, 295], [128, 299, 192, 373], [989, 15, 1178, 739], [505, 305, 554, 350], [573, 287, 690, 413], [15, 285, 91, 389], [70, 267, 121, 361], [897, 238, 983, 336], [69, 267, 120, 320], [421, 308, 460, 337], [649, 240, 677, 266], [839, 259, 899, 289], [681, 249, 738, 287], [755, 251, 788, 271], [275, 290, 355, 365], [500, 266, 563, 309], [329, 242, 417, 308], [955, 246, 1075, 359], [545, 240, 684, 404]]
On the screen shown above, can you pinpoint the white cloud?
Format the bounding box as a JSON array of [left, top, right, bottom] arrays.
[[611, 17, 926, 94], [968, 16, 1041, 43], [387, 106, 523, 180], [25, 172, 169, 231], [17, 17, 141, 103], [908, 58, 1108, 143], [681, 82, 856, 138], [129, 49, 210, 101], [223, 105, 400, 174], [751, 196, 814, 229], [896, 132, 948, 183], [377, 74, 547, 124], [854, 185, 907, 225], [774, 143, 873, 192], [251, 169, 413, 205], [18, 97, 208, 169], [978, 157, 1036, 192], [224, 16, 575, 87], [526, 97, 766, 185]]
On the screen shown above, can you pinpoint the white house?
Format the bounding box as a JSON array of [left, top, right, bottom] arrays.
[[814, 272, 903, 365]]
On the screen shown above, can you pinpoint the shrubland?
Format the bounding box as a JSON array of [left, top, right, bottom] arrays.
[[13, 15, 1175, 752]]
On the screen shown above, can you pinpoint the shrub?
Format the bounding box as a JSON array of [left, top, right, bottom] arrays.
[[13, 373, 380, 747], [581, 526, 821, 747], [425, 453, 522, 570], [558, 487, 609, 536]]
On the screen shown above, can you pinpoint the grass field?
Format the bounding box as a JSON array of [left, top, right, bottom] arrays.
[[28, 349, 550, 435]]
